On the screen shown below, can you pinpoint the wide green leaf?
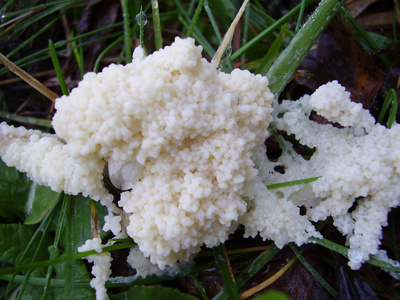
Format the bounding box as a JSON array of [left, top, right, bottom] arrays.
[[24, 182, 60, 225], [0, 223, 50, 266], [51, 256, 94, 300], [0, 160, 31, 220], [0, 160, 59, 224]]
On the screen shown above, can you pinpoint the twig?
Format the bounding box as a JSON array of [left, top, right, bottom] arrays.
[[211, 0, 250, 68], [0, 52, 60, 101]]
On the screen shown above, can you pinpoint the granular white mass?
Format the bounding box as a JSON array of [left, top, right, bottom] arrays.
[[0, 124, 109, 201], [309, 80, 375, 130], [0, 37, 274, 270], [1, 37, 399, 299], [242, 81, 400, 269], [78, 238, 113, 300]]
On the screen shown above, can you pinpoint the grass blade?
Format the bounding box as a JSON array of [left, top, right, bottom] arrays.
[[267, 0, 345, 96], [289, 244, 337, 298], [137, 6, 146, 48], [5, 195, 62, 299], [309, 237, 400, 273], [378, 88, 398, 128], [42, 195, 68, 300], [0, 23, 124, 76], [17, 210, 56, 300], [192, 274, 209, 300], [214, 244, 240, 300], [93, 36, 124, 73], [0, 0, 14, 15], [239, 256, 297, 299], [255, 23, 288, 75], [64, 195, 79, 298], [185, 0, 206, 38], [341, 7, 391, 66], [212, 0, 250, 68], [230, 0, 315, 62], [205, 0, 236, 30], [122, 0, 132, 63], [6, 15, 60, 59], [0, 242, 135, 275], [0, 52, 59, 101], [294, 0, 308, 34], [240, 2, 251, 63], [0, 1, 78, 39], [387, 90, 398, 129], [204, 0, 222, 41], [0, 111, 52, 128], [152, 0, 163, 49], [49, 39, 69, 96], [174, 0, 215, 56], [308, 237, 349, 256], [266, 176, 321, 190], [214, 243, 281, 300], [70, 31, 85, 79]]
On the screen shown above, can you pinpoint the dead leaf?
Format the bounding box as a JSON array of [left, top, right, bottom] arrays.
[[344, 0, 378, 17], [77, 0, 121, 71]]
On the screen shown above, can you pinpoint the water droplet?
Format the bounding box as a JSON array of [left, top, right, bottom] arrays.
[[218, 39, 232, 68], [0, 14, 6, 24], [135, 12, 147, 27], [108, 158, 143, 191]]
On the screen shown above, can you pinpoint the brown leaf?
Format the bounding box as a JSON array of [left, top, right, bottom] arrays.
[[77, 0, 114, 33], [356, 11, 394, 29], [179, 267, 226, 298], [77, 0, 121, 71], [344, 0, 378, 17]]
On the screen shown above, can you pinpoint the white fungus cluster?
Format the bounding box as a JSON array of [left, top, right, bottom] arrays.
[[309, 80, 375, 130], [242, 81, 400, 269], [1, 37, 399, 298], [0, 37, 273, 271], [78, 238, 113, 300], [0, 125, 109, 199]]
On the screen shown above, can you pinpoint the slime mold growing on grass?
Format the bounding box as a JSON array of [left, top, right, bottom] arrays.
[[0, 37, 274, 293], [1, 39, 400, 299]]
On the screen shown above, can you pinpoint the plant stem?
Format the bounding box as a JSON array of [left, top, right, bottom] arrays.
[[267, 0, 345, 96], [152, 0, 163, 50], [0, 52, 59, 101], [123, 0, 132, 63]]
